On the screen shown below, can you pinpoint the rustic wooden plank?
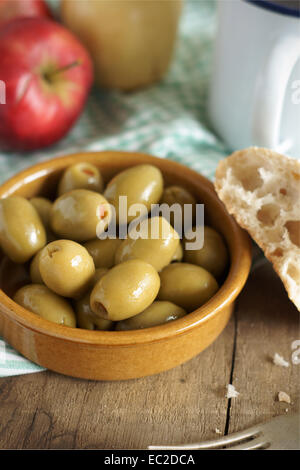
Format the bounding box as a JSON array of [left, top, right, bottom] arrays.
[[0, 315, 235, 449], [227, 258, 300, 435], [0, 256, 298, 449]]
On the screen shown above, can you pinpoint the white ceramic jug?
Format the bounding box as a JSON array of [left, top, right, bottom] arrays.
[[208, 0, 300, 158]]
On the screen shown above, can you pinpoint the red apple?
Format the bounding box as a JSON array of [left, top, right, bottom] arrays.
[[0, 17, 93, 151], [0, 0, 52, 28]]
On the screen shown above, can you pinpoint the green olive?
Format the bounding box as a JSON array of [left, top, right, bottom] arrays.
[[39, 240, 95, 298], [93, 267, 109, 284], [29, 197, 56, 242], [29, 197, 52, 231], [14, 284, 76, 327], [29, 249, 44, 284], [115, 301, 186, 330], [184, 226, 228, 278], [172, 242, 183, 262], [104, 164, 163, 224], [57, 162, 104, 196], [158, 262, 218, 312], [84, 237, 123, 268], [50, 189, 112, 242], [160, 185, 196, 228], [0, 196, 47, 263], [75, 266, 111, 330], [161, 185, 196, 206], [90, 259, 160, 321], [115, 216, 179, 271], [75, 292, 114, 331]]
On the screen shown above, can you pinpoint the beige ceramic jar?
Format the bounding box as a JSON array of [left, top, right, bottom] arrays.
[[60, 0, 183, 90]]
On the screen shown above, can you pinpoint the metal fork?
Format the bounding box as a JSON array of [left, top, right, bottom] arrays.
[[148, 414, 300, 450]]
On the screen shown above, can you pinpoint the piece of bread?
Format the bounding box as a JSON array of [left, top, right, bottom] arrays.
[[214, 147, 300, 312]]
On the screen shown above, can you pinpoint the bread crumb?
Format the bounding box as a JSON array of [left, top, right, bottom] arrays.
[[291, 340, 300, 365], [226, 384, 240, 398], [278, 391, 291, 403], [273, 353, 289, 367], [215, 428, 222, 434]]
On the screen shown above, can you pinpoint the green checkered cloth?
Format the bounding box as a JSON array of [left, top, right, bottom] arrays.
[[0, 0, 230, 377]]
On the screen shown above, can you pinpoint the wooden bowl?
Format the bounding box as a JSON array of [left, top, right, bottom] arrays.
[[0, 151, 252, 380]]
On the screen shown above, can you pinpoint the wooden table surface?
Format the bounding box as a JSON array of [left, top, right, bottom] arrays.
[[0, 256, 299, 450]]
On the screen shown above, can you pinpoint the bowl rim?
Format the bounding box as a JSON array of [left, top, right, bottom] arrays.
[[0, 150, 252, 346]]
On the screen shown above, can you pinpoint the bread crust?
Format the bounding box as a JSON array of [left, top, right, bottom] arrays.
[[214, 147, 300, 311]]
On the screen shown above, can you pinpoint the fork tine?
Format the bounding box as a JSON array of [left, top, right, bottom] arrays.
[[148, 414, 299, 451], [223, 439, 270, 450], [148, 427, 259, 450]]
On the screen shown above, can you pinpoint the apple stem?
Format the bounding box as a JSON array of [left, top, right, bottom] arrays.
[[44, 60, 82, 81]]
